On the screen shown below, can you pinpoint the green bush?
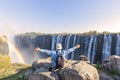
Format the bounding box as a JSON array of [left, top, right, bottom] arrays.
[[110, 69, 119, 75], [94, 63, 102, 70]]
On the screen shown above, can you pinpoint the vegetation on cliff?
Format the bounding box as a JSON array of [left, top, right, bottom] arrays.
[[0, 55, 10, 70], [0, 55, 31, 80], [17, 31, 119, 36]]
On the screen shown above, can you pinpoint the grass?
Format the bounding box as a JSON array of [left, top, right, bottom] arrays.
[[0, 55, 10, 70], [0, 63, 32, 80], [0, 55, 32, 80]]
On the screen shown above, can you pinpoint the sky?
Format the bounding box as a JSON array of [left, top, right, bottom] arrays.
[[0, 0, 120, 35]]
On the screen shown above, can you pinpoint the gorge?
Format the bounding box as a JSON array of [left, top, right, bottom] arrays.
[[14, 32, 120, 64]]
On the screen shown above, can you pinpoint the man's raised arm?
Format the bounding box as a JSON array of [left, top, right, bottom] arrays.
[[64, 44, 80, 54], [35, 47, 53, 56]]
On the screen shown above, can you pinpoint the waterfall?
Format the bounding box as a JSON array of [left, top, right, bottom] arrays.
[[51, 35, 56, 51], [56, 35, 61, 44], [65, 34, 72, 58], [116, 34, 120, 56], [51, 35, 63, 51], [15, 33, 120, 64], [66, 35, 72, 49], [91, 35, 97, 63], [60, 35, 63, 44], [102, 34, 112, 61], [42, 36, 44, 49], [65, 36, 68, 50], [71, 35, 76, 59], [84, 37, 89, 56], [87, 36, 94, 59]]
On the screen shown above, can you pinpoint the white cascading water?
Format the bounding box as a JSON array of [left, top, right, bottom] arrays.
[[84, 37, 89, 56], [56, 35, 61, 44], [50, 34, 120, 63], [71, 35, 76, 59], [116, 34, 120, 56], [91, 35, 97, 63], [102, 34, 112, 61], [60, 35, 63, 44], [51, 35, 56, 51], [65, 34, 72, 59], [87, 36, 94, 59], [51, 35, 63, 51]]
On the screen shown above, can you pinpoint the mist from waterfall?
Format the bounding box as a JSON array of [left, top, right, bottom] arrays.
[[7, 36, 25, 63]]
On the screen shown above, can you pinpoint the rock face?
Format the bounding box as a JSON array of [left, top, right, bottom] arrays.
[[102, 55, 120, 75], [100, 55, 120, 80], [79, 55, 90, 63], [0, 35, 9, 55], [28, 67, 59, 80], [99, 71, 120, 80], [59, 60, 99, 80], [29, 58, 99, 80], [99, 72, 114, 80], [32, 58, 52, 70]]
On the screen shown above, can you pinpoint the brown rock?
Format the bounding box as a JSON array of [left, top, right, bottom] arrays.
[[28, 67, 59, 80], [59, 60, 99, 80], [30, 58, 99, 80], [79, 55, 90, 63], [32, 58, 52, 70]]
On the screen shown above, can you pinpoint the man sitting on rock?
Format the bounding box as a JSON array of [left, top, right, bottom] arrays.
[[35, 43, 80, 70]]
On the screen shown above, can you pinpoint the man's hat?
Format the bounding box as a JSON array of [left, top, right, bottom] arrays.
[[56, 43, 62, 50]]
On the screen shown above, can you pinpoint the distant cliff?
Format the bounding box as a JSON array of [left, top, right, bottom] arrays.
[[14, 32, 120, 64], [0, 35, 9, 55]]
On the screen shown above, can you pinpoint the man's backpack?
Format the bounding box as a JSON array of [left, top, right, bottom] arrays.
[[56, 51, 64, 68]]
